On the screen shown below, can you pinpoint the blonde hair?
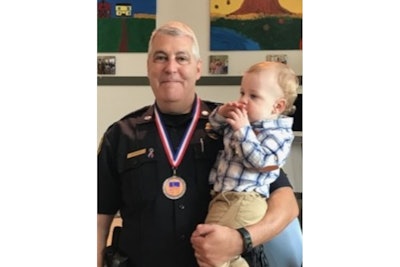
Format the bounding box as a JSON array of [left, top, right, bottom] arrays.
[[147, 21, 201, 61], [245, 61, 299, 115]]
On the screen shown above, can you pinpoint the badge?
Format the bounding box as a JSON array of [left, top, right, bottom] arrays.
[[162, 176, 186, 200], [126, 148, 146, 159], [205, 122, 219, 140]]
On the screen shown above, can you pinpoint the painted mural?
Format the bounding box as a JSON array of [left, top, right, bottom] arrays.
[[97, 0, 156, 52], [210, 0, 302, 50]]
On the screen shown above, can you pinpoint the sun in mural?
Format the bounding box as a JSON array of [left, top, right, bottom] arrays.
[[210, 0, 245, 16], [278, 0, 302, 14]]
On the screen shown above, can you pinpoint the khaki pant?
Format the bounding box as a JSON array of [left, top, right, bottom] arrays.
[[205, 191, 267, 267]]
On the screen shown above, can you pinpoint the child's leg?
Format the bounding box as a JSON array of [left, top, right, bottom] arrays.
[[206, 192, 267, 267]]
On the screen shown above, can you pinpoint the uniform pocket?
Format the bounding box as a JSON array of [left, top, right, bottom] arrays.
[[120, 150, 159, 208]]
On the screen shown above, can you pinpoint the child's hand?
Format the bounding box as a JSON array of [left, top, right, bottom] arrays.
[[218, 102, 246, 118], [226, 105, 250, 131]]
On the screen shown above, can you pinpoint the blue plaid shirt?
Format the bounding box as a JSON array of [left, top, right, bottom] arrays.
[[208, 109, 294, 198]]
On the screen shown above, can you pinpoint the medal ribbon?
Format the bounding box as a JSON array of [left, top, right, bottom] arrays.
[[154, 96, 201, 170]]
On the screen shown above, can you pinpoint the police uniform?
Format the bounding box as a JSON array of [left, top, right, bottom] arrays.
[[98, 97, 292, 267]]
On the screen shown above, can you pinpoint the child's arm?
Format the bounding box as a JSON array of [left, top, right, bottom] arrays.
[[232, 120, 294, 170], [241, 128, 293, 170]]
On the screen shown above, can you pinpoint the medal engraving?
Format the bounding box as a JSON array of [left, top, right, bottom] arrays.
[[163, 176, 186, 200]]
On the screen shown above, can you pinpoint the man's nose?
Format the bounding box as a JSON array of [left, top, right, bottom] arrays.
[[164, 59, 179, 73]]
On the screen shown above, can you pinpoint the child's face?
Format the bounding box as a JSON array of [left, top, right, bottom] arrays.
[[239, 70, 282, 122]]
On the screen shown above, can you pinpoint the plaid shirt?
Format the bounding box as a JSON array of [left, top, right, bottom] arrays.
[[208, 109, 294, 197]]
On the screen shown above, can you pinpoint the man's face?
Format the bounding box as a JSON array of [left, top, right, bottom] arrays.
[[147, 33, 201, 113]]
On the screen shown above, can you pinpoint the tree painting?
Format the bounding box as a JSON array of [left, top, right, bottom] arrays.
[[210, 0, 302, 50], [97, 0, 156, 52]]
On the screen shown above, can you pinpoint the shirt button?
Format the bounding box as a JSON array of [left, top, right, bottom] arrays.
[[202, 110, 209, 116], [178, 204, 185, 210], [180, 234, 186, 240]]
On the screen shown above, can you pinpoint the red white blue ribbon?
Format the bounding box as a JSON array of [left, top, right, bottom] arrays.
[[154, 96, 201, 169]]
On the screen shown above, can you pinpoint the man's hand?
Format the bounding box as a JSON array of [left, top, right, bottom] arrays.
[[191, 224, 243, 267]]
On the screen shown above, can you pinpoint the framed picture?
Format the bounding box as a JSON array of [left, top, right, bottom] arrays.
[[98, 56, 116, 75], [266, 54, 288, 64], [209, 55, 229, 74]]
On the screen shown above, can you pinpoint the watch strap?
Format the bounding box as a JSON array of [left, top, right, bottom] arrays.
[[237, 227, 253, 254]]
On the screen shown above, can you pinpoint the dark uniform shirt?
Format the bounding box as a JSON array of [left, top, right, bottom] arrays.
[[98, 98, 292, 267]]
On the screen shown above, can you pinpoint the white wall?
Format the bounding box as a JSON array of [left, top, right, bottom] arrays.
[[97, 0, 303, 192]]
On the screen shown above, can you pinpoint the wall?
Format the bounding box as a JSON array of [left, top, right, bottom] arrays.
[[97, 0, 303, 192], [97, 1, 303, 77]]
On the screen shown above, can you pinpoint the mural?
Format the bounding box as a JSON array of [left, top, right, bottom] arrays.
[[210, 0, 302, 50], [97, 0, 156, 52]]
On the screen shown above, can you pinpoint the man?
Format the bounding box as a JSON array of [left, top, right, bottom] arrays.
[[98, 21, 302, 267]]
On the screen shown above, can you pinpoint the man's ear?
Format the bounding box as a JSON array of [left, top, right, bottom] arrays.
[[273, 98, 287, 114], [196, 60, 202, 80]]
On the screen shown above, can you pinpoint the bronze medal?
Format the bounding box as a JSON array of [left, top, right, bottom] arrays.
[[162, 176, 186, 200]]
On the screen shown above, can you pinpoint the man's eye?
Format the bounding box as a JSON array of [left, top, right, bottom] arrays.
[[154, 55, 167, 62], [176, 56, 190, 64]]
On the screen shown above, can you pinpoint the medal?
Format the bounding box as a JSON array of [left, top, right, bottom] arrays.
[[162, 175, 186, 200], [154, 96, 201, 200]]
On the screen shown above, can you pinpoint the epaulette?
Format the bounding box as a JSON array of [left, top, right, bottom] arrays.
[[120, 105, 152, 121], [201, 100, 222, 111]]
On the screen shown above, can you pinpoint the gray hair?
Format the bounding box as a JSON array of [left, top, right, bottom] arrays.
[[147, 21, 201, 60]]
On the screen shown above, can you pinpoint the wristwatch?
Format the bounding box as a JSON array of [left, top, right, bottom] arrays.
[[237, 227, 253, 254]]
